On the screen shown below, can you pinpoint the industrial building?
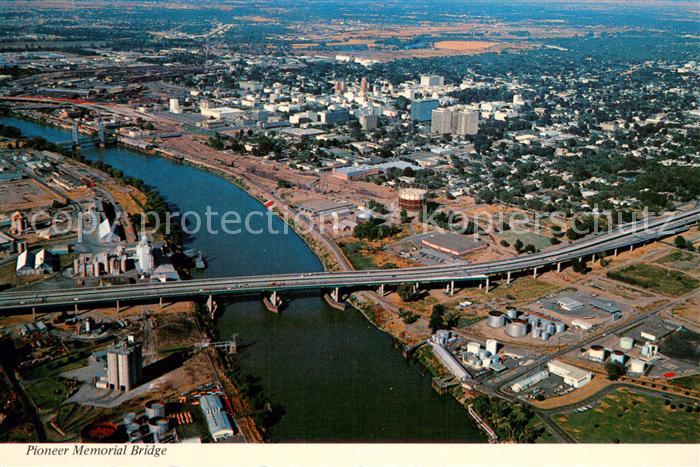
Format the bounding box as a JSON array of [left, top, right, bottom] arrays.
[[511, 370, 549, 393], [104, 340, 143, 391], [16, 248, 53, 276], [420, 232, 484, 257], [547, 360, 592, 389], [199, 394, 235, 442]]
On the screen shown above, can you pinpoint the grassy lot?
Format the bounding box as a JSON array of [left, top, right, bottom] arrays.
[[556, 388, 700, 443], [340, 242, 377, 270], [490, 276, 559, 302], [23, 350, 91, 381], [25, 378, 68, 412], [498, 230, 552, 251], [656, 250, 700, 272], [670, 374, 700, 392], [413, 346, 450, 379], [606, 264, 699, 296]]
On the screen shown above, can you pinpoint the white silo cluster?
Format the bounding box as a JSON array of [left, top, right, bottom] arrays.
[[490, 308, 567, 341], [121, 400, 171, 443], [460, 339, 501, 369]]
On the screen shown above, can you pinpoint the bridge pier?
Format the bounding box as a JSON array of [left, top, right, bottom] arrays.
[[32, 307, 36, 321], [485, 277, 490, 294], [447, 281, 455, 296], [629, 244, 634, 252], [412, 283, 419, 294], [506, 271, 511, 285], [331, 287, 340, 302], [263, 291, 283, 313], [377, 284, 385, 296], [614, 248, 618, 257], [557, 262, 561, 273], [116, 301, 120, 313], [533, 267, 539, 278]]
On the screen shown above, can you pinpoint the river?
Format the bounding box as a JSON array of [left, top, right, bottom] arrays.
[[1, 115, 484, 442]]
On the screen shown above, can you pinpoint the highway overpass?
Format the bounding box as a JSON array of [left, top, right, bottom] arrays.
[[1, 207, 698, 312]]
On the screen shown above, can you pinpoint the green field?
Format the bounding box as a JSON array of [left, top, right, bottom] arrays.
[[25, 378, 68, 412], [557, 389, 700, 443], [671, 374, 700, 392], [340, 242, 377, 270], [498, 230, 552, 251], [656, 250, 700, 271], [606, 264, 699, 296]]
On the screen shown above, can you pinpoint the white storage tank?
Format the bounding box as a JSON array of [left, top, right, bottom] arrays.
[[148, 417, 170, 435], [466, 342, 481, 354], [487, 311, 506, 328], [506, 308, 519, 320], [145, 400, 165, 419], [620, 337, 634, 350], [555, 321, 566, 334], [505, 319, 528, 338], [587, 345, 606, 361], [122, 412, 136, 426], [478, 349, 491, 360], [540, 332, 551, 341], [610, 350, 626, 365], [485, 339, 499, 355], [629, 358, 646, 374]]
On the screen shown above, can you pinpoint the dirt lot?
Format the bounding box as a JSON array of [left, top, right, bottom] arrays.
[[0, 178, 65, 212]]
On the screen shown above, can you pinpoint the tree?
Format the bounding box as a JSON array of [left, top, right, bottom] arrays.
[[674, 235, 687, 249], [429, 304, 446, 333], [397, 283, 418, 302], [572, 258, 588, 274], [605, 361, 626, 381]]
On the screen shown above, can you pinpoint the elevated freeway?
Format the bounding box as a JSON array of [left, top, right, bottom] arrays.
[[1, 207, 698, 312]]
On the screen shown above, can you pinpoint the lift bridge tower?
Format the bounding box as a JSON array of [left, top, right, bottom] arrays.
[[98, 121, 105, 147]]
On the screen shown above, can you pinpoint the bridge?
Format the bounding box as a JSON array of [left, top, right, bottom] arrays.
[[1, 207, 698, 312]]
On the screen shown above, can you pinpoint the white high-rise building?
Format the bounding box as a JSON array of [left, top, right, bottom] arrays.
[[431, 108, 453, 135], [452, 109, 479, 136], [169, 98, 181, 114], [420, 74, 444, 88]]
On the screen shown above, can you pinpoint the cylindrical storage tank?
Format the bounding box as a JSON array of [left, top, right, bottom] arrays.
[[486, 339, 499, 355], [545, 323, 556, 335], [506, 319, 528, 338], [398, 184, 428, 213], [478, 349, 491, 360], [587, 345, 606, 361], [630, 358, 646, 374], [527, 316, 540, 327], [126, 423, 141, 441], [481, 355, 492, 367], [555, 322, 566, 334], [530, 328, 540, 339], [620, 337, 634, 350], [487, 311, 506, 328], [467, 342, 481, 354], [540, 332, 551, 341], [610, 350, 626, 365], [122, 412, 136, 426], [506, 308, 519, 320], [148, 417, 169, 435], [145, 400, 165, 419]]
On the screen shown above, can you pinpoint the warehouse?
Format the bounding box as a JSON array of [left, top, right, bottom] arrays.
[[199, 394, 235, 442], [421, 232, 484, 257], [510, 370, 549, 393], [547, 360, 592, 389]]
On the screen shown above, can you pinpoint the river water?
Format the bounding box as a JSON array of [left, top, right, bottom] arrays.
[[1, 116, 483, 442]]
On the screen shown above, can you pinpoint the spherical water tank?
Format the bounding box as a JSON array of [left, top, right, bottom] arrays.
[[487, 311, 506, 328], [610, 350, 626, 365], [506, 308, 519, 320], [506, 319, 528, 338], [145, 400, 165, 419], [620, 337, 634, 350]]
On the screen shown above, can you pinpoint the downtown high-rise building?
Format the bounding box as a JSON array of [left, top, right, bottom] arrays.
[[431, 107, 479, 136]]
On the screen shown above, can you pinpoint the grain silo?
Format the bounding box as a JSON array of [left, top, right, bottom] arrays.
[[610, 350, 626, 365], [466, 342, 481, 354], [505, 308, 519, 320], [486, 339, 499, 355], [629, 358, 646, 374]]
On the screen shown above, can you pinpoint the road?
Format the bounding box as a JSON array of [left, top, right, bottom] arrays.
[[1, 207, 698, 311]]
